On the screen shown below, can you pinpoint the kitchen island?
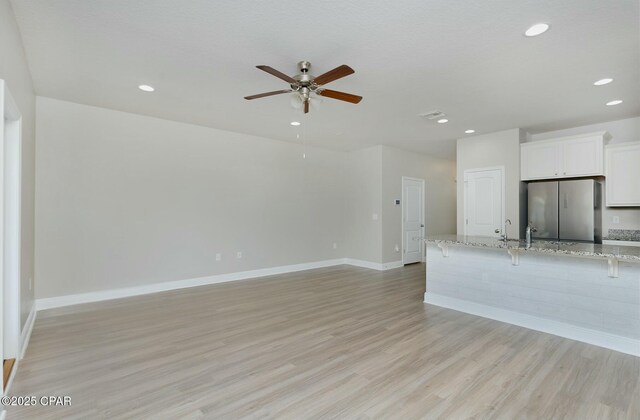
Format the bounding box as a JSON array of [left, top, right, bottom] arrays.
[[424, 235, 640, 356]]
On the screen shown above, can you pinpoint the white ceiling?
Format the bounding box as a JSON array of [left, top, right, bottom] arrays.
[[10, 0, 640, 158]]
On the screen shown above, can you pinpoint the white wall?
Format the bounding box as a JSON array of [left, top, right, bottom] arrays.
[[380, 146, 456, 263], [35, 101, 459, 300], [342, 145, 457, 265], [0, 0, 36, 328], [528, 117, 640, 234], [343, 146, 383, 263], [35, 97, 349, 299], [456, 129, 524, 239]]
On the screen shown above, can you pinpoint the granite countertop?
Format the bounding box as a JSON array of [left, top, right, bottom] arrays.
[[425, 234, 640, 261]]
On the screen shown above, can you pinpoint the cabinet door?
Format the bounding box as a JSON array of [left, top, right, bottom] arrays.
[[521, 142, 560, 180], [561, 136, 604, 177], [606, 143, 640, 206]]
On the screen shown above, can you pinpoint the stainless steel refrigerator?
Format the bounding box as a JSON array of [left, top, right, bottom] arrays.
[[527, 179, 602, 243]]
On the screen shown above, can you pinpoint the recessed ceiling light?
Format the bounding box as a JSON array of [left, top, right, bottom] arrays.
[[606, 100, 623, 106], [290, 121, 301, 126], [437, 119, 449, 124], [138, 84, 155, 92], [465, 129, 475, 134], [593, 78, 613, 86], [525, 23, 550, 37]]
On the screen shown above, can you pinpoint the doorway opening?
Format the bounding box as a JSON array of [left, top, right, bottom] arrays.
[[401, 177, 425, 265], [1, 80, 23, 395]]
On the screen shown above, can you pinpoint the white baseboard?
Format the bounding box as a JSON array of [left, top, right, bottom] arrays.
[[37, 258, 346, 311], [20, 304, 37, 359], [35, 258, 408, 312], [344, 258, 382, 270], [424, 293, 640, 357], [382, 260, 404, 270], [344, 258, 403, 271]]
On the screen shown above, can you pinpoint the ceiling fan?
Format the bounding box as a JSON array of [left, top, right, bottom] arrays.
[[244, 61, 362, 114]]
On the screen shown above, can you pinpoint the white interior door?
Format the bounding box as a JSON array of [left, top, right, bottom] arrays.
[[464, 168, 503, 237], [402, 177, 424, 265]]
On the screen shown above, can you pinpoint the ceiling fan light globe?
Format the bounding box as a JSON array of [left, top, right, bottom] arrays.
[[290, 94, 303, 109], [310, 96, 323, 110]]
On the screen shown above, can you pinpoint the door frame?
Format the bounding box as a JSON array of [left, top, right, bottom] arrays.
[[0, 80, 23, 396], [463, 166, 505, 237], [401, 176, 425, 264]]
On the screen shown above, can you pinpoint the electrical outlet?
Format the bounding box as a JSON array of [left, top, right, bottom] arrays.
[[395, 244, 400, 252], [332, 243, 337, 249], [612, 216, 620, 224], [372, 213, 378, 221], [215, 253, 222, 261], [236, 251, 242, 259]]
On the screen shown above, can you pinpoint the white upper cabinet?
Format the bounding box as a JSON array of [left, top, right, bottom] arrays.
[[521, 141, 560, 179], [605, 142, 640, 207], [561, 136, 605, 177], [521, 132, 610, 181]]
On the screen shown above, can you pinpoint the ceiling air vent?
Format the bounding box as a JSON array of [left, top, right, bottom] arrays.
[[419, 111, 446, 120]]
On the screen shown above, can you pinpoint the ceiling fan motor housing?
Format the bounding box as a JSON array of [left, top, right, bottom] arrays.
[[293, 61, 314, 88], [297, 61, 311, 73]]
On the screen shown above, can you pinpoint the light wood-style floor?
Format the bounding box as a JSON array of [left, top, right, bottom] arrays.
[[8, 264, 640, 419], [3, 358, 16, 388]]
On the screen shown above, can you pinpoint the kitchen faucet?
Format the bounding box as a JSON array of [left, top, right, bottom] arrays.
[[495, 219, 511, 242], [526, 222, 537, 246]]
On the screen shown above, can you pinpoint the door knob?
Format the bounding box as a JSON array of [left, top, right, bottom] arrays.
[[420, 224, 424, 227]]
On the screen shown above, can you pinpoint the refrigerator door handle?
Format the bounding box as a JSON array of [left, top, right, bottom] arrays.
[[563, 193, 568, 209]]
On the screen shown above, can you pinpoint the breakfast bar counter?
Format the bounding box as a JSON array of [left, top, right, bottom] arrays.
[[427, 235, 640, 278], [427, 234, 640, 261], [423, 235, 640, 356]]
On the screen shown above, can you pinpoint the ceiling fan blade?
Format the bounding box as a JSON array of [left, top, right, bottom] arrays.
[[304, 99, 309, 114], [313, 65, 355, 86], [244, 90, 291, 100], [317, 89, 362, 104], [256, 65, 297, 84]]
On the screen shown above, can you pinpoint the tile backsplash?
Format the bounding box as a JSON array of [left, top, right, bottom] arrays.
[[606, 229, 640, 241], [602, 207, 640, 237]]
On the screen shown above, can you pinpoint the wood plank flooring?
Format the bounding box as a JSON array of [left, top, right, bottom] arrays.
[[7, 264, 640, 419], [3, 358, 15, 388]]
